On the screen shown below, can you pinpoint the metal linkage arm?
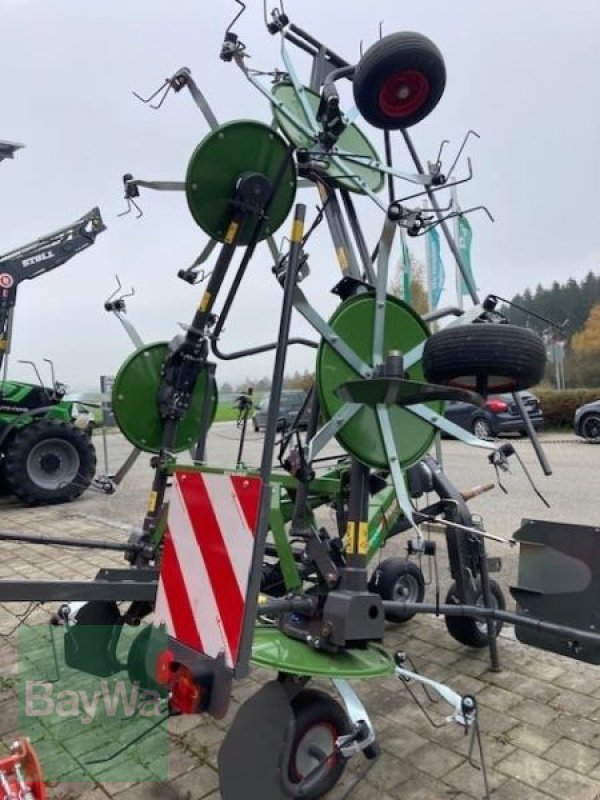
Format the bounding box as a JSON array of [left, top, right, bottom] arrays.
[[119, 174, 185, 218], [0, 207, 105, 284]]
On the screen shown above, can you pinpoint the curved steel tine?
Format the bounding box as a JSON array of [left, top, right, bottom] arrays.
[[226, 0, 247, 34], [117, 197, 143, 219], [105, 274, 123, 304], [149, 84, 174, 110], [131, 198, 143, 219], [418, 203, 494, 236], [447, 129, 480, 180], [461, 204, 494, 222], [435, 139, 450, 169], [132, 78, 170, 106], [117, 199, 132, 218], [121, 284, 136, 300]]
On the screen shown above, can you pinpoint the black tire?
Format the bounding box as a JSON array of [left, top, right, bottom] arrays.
[[287, 689, 352, 800], [353, 32, 446, 129], [445, 578, 506, 648], [0, 467, 11, 497], [471, 416, 493, 440], [423, 325, 546, 394], [2, 420, 97, 505], [369, 558, 425, 622], [581, 413, 600, 442]]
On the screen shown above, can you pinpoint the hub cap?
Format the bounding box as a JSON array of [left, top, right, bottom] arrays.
[[293, 722, 337, 779], [26, 438, 79, 490], [378, 70, 429, 118]]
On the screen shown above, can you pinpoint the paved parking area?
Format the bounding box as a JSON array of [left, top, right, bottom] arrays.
[[0, 429, 599, 799]]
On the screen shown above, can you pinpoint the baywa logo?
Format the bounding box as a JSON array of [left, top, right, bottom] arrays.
[[18, 623, 168, 782], [25, 679, 162, 725]]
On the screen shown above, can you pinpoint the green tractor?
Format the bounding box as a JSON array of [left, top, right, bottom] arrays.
[[0, 141, 105, 504], [0, 374, 98, 505]]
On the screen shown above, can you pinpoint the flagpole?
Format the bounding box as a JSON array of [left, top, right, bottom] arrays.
[[452, 186, 464, 312], [425, 203, 433, 313], [399, 226, 412, 305]]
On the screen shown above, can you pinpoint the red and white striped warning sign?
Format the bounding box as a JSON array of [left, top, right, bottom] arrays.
[[154, 469, 261, 669]]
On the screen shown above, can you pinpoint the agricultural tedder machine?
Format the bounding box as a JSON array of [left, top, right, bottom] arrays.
[[0, 145, 105, 505], [2, 5, 600, 799]]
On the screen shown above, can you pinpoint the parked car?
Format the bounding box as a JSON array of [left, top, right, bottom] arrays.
[[252, 390, 310, 432], [574, 399, 600, 442], [444, 392, 544, 439]]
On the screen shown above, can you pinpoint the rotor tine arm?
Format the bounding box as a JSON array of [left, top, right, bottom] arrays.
[[181, 71, 219, 129], [375, 405, 422, 541]]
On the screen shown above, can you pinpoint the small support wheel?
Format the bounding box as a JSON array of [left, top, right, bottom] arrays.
[[423, 324, 546, 394], [369, 558, 425, 622], [581, 413, 600, 442], [445, 578, 506, 648], [286, 689, 352, 800], [353, 32, 446, 129]]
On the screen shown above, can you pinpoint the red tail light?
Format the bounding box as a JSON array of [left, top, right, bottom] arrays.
[[170, 664, 205, 714], [485, 398, 508, 414]]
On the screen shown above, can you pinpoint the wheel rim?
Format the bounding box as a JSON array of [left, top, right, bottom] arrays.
[[475, 589, 499, 635], [293, 722, 337, 780], [392, 572, 421, 602], [378, 70, 429, 118], [26, 438, 80, 490], [583, 417, 600, 441], [473, 419, 491, 439]]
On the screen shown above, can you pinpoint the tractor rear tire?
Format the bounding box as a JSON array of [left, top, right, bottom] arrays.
[[3, 420, 96, 505]]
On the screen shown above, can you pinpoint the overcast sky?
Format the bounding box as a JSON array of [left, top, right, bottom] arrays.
[[2, 0, 599, 390]]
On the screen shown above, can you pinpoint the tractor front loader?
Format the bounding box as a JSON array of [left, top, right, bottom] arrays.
[[0, 206, 106, 504]]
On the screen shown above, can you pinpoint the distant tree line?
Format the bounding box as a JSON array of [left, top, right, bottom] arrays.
[[504, 272, 600, 339], [504, 272, 600, 388]]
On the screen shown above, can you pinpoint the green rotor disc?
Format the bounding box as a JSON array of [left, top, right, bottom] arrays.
[[251, 626, 394, 678], [316, 294, 441, 470], [112, 342, 218, 454], [185, 120, 297, 244], [271, 82, 384, 195]]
